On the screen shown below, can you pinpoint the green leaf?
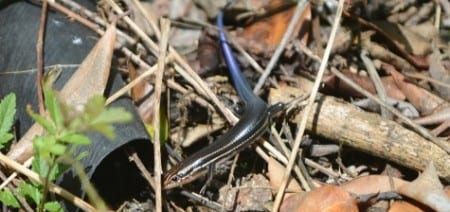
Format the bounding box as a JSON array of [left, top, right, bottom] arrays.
[[0, 93, 16, 136], [33, 136, 57, 161], [28, 108, 55, 134], [87, 107, 132, 139], [44, 201, 63, 212], [18, 182, 41, 205], [144, 103, 169, 143], [90, 107, 132, 125], [67, 116, 83, 131], [0, 93, 16, 148], [84, 95, 105, 119], [75, 151, 89, 161], [0, 133, 13, 148], [32, 155, 64, 181], [60, 133, 91, 145], [0, 189, 20, 208], [43, 88, 63, 129], [31, 154, 44, 177], [48, 143, 66, 156], [91, 124, 115, 139]]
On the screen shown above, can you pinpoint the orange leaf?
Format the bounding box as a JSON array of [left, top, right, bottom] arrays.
[[241, 0, 311, 54], [280, 185, 358, 212]]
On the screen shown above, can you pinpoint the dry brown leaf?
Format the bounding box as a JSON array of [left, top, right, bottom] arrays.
[[383, 63, 445, 114], [197, 33, 220, 75], [398, 162, 450, 211], [267, 157, 303, 194], [280, 185, 358, 212], [240, 0, 310, 55], [323, 70, 406, 100], [128, 62, 148, 103], [129, 62, 155, 123], [374, 21, 432, 56], [361, 34, 418, 72], [7, 24, 117, 163], [341, 175, 408, 195]]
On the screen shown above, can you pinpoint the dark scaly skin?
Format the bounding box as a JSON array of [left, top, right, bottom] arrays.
[[163, 9, 273, 186]]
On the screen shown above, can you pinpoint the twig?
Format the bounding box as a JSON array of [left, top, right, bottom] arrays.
[[253, 0, 309, 93], [152, 19, 171, 212], [435, 1, 441, 29], [106, 63, 159, 105], [403, 72, 450, 89], [180, 190, 223, 211], [36, 1, 48, 115], [304, 158, 339, 178], [130, 0, 160, 39], [0, 158, 33, 190], [272, 0, 345, 211], [360, 50, 391, 118], [58, 0, 136, 46], [126, 147, 156, 191]]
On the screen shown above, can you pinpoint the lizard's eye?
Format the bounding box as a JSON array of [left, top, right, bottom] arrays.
[[171, 174, 183, 182], [165, 174, 182, 184]]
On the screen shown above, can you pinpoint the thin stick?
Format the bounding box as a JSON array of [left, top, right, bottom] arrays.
[[361, 50, 391, 118], [127, 147, 156, 189], [130, 0, 160, 39], [152, 19, 171, 212], [0, 158, 33, 190], [403, 72, 450, 89], [106, 63, 159, 105], [180, 190, 223, 211], [272, 0, 345, 211], [253, 0, 308, 93], [36, 1, 48, 115]]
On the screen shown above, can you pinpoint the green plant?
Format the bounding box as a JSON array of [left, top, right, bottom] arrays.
[[0, 93, 20, 208], [0, 88, 133, 211], [0, 93, 16, 149]]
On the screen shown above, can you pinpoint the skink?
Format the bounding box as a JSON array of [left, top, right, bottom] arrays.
[[163, 9, 280, 186]]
